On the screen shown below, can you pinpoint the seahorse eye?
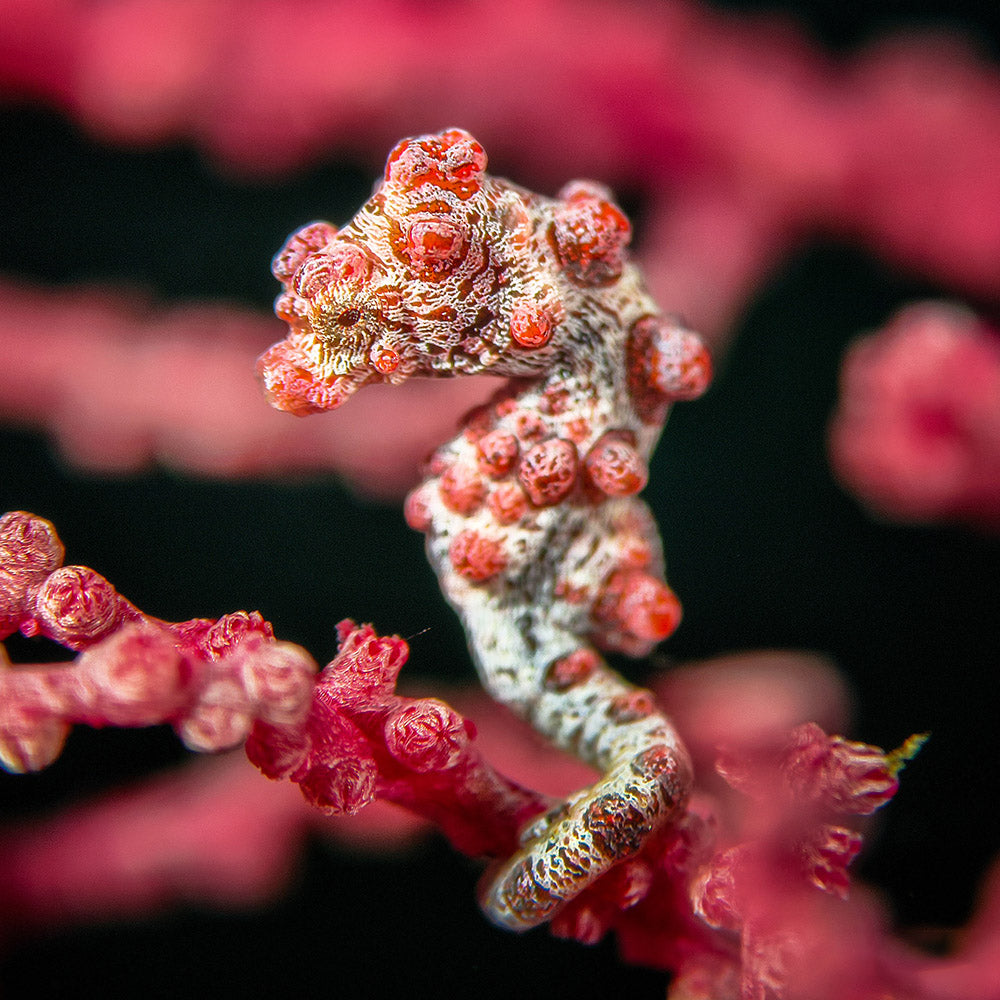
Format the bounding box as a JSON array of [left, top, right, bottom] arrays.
[[337, 308, 362, 327]]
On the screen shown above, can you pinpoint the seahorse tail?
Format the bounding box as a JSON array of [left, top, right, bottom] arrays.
[[481, 660, 691, 930]]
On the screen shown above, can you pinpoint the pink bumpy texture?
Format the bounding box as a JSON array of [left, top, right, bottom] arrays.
[[0, 509, 551, 861], [258, 129, 712, 930], [0, 511, 317, 772]]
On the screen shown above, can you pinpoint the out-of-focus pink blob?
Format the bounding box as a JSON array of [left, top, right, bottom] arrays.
[[830, 302, 1000, 530]]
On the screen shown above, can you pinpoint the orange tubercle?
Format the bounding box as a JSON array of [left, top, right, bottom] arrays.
[[517, 438, 579, 507], [486, 482, 529, 524], [372, 348, 400, 374], [510, 301, 553, 349], [449, 530, 507, 583], [594, 569, 682, 643], [439, 463, 487, 515], [584, 432, 648, 497], [544, 649, 600, 692], [476, 430, 520, 478]]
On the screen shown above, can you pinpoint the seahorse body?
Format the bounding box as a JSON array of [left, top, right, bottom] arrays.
[[257, 129, 711, 929]]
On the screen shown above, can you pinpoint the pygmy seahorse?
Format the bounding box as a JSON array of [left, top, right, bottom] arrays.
[[257, 129, 711, 930]]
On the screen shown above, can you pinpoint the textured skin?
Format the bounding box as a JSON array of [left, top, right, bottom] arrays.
[[257, 129, 711, 930]]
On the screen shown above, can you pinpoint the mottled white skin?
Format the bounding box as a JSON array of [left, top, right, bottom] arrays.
[[259, 130, 706, 930], [414, 267, 693, 928]]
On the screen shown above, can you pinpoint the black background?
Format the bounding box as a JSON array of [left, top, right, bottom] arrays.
[[2, 2, 1000, 997]]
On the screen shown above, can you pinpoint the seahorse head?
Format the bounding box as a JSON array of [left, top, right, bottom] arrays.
[[257, 129, 638, 415], [260, 130, 501, 414]]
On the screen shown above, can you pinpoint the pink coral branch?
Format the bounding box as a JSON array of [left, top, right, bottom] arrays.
[[0, 686, 608, 940], [0, 511, 550, 852], [246, 619, 552, 858], [7, 566, 991, 998], [0, 509, 318, 769]]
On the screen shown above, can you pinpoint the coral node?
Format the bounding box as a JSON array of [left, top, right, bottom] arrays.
[[384, 698, 470, 772], [34, 565, 128, 646]]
